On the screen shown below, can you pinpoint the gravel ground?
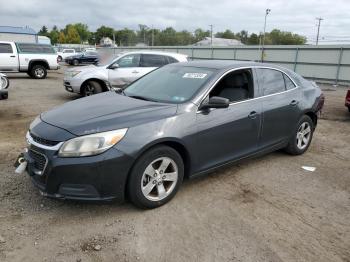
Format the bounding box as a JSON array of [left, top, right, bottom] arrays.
[[0, 67, 349, 262]]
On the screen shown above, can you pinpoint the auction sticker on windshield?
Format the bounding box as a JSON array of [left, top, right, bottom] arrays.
[[183, 73, 208, 79]]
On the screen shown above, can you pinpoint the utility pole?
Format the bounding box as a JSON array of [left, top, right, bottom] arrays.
[[151, 25, 154, 46], [316, 17, 323, 45], [261, 8, 271, 62], [209, 24, 213, 46]]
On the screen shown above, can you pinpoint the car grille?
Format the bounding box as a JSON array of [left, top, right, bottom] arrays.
[[29, 149, 47, 172], [30, 132, 59, 147]]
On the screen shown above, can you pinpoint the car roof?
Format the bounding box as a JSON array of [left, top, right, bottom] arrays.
[[173, 60, 275, 70], [122, 50, 188, 58]]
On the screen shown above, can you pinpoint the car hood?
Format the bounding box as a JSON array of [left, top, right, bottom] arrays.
[[41, 92, 178, 136]]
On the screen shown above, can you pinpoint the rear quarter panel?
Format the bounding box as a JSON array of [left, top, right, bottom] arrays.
[[19, 54, 59, 71]]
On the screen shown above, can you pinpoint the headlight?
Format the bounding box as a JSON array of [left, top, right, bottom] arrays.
[[58, 128, 128, 157], [65, 70, 81, 77]]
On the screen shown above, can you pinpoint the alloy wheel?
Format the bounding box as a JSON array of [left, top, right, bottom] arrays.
[[296, 122, 311, 150], [141, 157, 178, 201], [84, 84, 95, 96], [35, 68, 45, 78]]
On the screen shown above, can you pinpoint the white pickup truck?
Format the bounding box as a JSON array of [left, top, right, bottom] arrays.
[[0, 41, 59, 79]]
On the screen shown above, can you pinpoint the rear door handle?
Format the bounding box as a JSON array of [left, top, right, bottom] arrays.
[[290, 100, 299, 106], [10, 55, 16, 58], [248, 111, 258, 119], [132, 70, 139, 74]]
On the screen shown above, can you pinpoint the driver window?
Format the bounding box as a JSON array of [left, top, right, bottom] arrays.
[[116, 54, 141, 68], [209, 69, 254, 103]]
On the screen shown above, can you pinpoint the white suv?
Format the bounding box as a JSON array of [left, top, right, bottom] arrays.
[[64, 51, 188, 96]]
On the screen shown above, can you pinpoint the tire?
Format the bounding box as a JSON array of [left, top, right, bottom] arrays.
[[57, 56, 62, 62], [285, 115, 314, 155], [127, 145, 184, 209], [1, 93, 8, 100], [348, 106, 350, 113], [82, 81, 103, 96], [30, 65, 47, 79], [0, 76, 9, 89], [73, 59, 79, 66]]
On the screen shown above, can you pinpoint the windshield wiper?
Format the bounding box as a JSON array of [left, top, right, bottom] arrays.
[[128, 95, 156, 102]]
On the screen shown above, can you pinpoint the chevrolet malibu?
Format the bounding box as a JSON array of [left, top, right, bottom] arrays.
[[19, 61, 324, 209]]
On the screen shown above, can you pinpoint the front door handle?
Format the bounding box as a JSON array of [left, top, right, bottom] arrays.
[[132, 70, 139, 74], [248, 111, 258, 119], [290, 100, 299, 106], [10, 55, 16, 58]]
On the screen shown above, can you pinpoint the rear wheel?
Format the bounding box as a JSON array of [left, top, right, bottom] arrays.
[[127, 146, 184, 209], [30, 65, 47, 79], [285, 115, 314, 155], [57, 56, 62, 62], [82, 81, 103, 96]]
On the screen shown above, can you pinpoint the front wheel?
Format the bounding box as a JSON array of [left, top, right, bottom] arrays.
[[57, 56, 62, 62], [82, 81, 103, 96], [30, 65, 47, 79], [0, 76, 9, 89], [285, 115, 314, 155], [127, 146, 184, 209]]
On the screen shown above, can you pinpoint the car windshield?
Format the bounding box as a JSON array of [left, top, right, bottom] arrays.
[[95, 54, 123, 67], [124, 65, 216, 103]]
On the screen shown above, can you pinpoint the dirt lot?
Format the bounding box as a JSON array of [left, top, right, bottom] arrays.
[[0, 67, 349, 262]]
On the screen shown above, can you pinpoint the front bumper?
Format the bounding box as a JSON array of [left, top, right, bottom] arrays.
[[24, 143, 135, 202], [63, 77, 83, 94]]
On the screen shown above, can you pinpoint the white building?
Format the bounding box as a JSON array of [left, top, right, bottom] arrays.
[[194, 37, 243, 46], [100, 37, 114, 46], [0, 26, 37, 43]]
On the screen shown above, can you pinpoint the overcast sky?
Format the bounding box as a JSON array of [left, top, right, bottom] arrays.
[[1, 0, 350, 44]]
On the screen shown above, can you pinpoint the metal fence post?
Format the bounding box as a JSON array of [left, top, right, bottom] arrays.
[[211, 47, 214, 59], [293, 48, 299, 72], [191, 47, 194, 61], [335, 47, 343, 85], [233, 48, 237, 60]]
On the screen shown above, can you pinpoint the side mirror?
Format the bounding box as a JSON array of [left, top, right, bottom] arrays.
[[200, 96, 230, 110], [108, 63, 119, 70]]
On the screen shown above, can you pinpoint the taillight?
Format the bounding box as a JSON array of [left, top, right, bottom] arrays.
[[346, 90, 350, 101]]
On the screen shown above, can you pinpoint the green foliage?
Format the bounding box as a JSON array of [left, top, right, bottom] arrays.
[[95, 26, 115, 43], [40, 24, 307, 46]]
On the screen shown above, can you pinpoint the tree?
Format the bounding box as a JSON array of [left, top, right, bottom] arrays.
[[194, 28, 210, 42], [49, 26, 60, 45], [215, 29, 236, 39], [95, 26, 114, 44], [66, 25, 80, 44], [38, 26, 49, 36], [247, 33, 259, 45], [58, 31, 66, 43], [73, 23, 90, 43]]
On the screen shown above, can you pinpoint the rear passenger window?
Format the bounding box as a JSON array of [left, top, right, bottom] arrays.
[[141, 54, 168, 67], [257, 69, 286, 96], [283, 74, 296, 89], [0, 43, 13, 53]]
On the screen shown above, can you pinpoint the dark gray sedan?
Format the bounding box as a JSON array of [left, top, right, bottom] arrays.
[[20, 60, 324, 208]]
